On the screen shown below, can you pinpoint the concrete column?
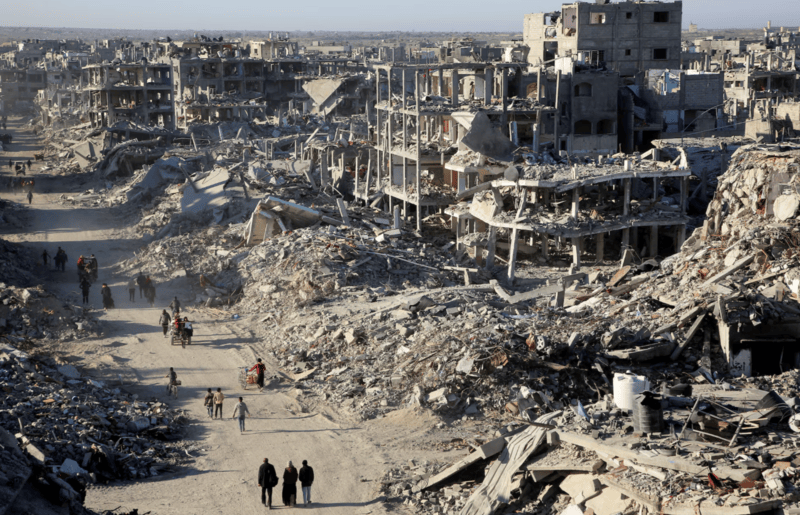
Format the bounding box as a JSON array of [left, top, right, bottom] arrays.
[[536, 67, 542, 101], [677, 225, 686, 248], [649, 226, 659, 257], [554, 70, 562, 151], [393, 205, 401, 229], [680, 176, 688, 215], [571, 187, 579, 219], [451, 70, 459, 107], [540, 234, 549, 260], [571, 237, 581, 269], [596, 233, 605, 262], [486, 225, 497, 268], [415, 71, 422, 232], [484, 67, 493, 105], [437, 70, 443, 97], [507, 228, 520, 281], [623, 178, 631, 216]]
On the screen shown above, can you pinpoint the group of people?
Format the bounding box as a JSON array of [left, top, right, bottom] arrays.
[[6, 159, 31, 175], [77, 254, 99, 282], [130, 272, 156, 306], [50, 247, 68, 271], [258, 459, 315, 509], [158, 307, 193, 343]]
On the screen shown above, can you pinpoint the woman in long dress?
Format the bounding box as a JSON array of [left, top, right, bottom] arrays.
[[282, 461, 298, 506]]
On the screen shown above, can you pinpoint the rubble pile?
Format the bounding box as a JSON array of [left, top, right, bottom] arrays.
[[0, 197, 28, 229], [0, 345, 190, 513], [0, 236, 37, 286], [0, 346, 191, 477], [1, 283, 102, 345], [376, 374, 800, 515]]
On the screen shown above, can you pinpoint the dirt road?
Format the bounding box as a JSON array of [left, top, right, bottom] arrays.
[[0, 117, 393, 514]]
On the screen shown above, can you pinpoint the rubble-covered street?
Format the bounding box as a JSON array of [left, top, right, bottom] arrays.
[[1, 6, 800, 515]]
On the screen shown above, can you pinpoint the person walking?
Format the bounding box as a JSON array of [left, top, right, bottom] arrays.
[[26, 190, 32, 204], [41, 249, 49, 267], [299, 460, 315, 506], [127, 278, 136, 302], [159, 310, 170, 338], [26, 159, 31, 170], [168, 296, 181, 315], [182, 317, 193, 344], [282, 461, 299, 507], [136, 271, 146, 298], [249, 358, 266, 391], [80, 277, 91, 305], [258, 458, 278, 509], [231, 397, 250, 433], [165, 367, 178, 395], [144, 276, 156, 306], [203, 388, 214, 419], [213, 388, 224, 419], [100, 283, 114, 310]]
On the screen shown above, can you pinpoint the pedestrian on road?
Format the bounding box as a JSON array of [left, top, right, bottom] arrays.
[[136, 271, 146, 298], [127, 278, 136, 302], [258, 458, 278, 509], [100, 283, 114, 310], [41, 249, 49, 267], [165, 367, 178, 394], [182, 317, 193, 343], [26, 159, 31, 170], [231, 396, 250, 433], [169, 296, 180, 315], [282, 461, 299, 507], [55, 247, 67, 271], [203, 388, 214, 418], [249, 358, 266, 391], [159, 310, 170, 337], [26, 191, 32, 204], [80, 277, 91, 305], [145, 282, 156, 307], [299, 460, 315, 505], [213, 388, 224, 418]]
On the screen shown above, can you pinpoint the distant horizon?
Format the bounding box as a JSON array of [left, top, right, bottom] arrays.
[[0, 25, 787, 36], [1, 0, 798, 34]]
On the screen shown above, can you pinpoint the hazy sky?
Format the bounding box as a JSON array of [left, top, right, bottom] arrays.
[[4, 0, 799, 33]]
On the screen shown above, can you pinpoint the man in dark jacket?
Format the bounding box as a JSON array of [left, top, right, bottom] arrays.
[[80, 277, 91, 305], [136, 271, 146, 298], [258, 458, 278, 509], [169, 296, 181, 314], [299, 460, 315, 505]]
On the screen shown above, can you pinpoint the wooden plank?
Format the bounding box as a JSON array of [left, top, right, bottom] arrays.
[[671, 313, 706, 360], [607, 266, 631, 287], [700, 255, 754, 288]]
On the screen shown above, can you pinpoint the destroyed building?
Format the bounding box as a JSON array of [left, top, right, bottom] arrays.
[[83, 62, 175, 129], [523, 1, 683, 73]]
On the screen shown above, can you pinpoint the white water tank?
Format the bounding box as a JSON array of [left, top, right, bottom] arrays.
[[613, 373, 650, 412]]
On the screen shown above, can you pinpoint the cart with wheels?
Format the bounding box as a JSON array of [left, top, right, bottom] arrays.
[[239, 367, 257, 390]]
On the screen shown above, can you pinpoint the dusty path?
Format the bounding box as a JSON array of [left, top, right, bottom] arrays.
[[0, 117, 392, 514]]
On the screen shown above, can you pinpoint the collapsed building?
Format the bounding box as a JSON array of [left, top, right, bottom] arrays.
[[3, 5, 800, 515]]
